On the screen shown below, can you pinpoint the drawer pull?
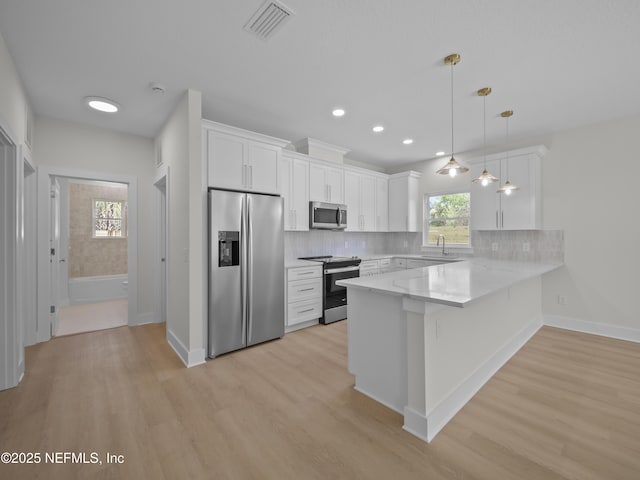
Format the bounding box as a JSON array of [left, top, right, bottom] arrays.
[[298, 308, 314, 314], [298, 288, 314, 292], [298, 271, 314, 275]]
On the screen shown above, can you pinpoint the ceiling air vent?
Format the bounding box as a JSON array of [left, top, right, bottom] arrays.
[[244, 0, 294, 41]]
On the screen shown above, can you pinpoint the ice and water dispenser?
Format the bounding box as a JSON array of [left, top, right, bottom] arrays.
[[218, 231, 239, 267]]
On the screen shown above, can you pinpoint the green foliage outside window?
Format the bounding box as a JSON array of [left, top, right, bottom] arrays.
[[426, 193, 470, 245]]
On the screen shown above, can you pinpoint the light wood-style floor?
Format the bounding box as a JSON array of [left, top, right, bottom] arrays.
[[1, 322, 639, 479]]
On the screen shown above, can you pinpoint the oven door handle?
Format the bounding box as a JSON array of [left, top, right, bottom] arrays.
[[325, 266, 360, 274]]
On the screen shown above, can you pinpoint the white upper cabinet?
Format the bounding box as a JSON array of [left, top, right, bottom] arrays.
[[470, 145, 546, 230], [309, 162, 344, 204], [203, 120, 288, 195], [279, 151, 309, 231], [344, 168, 383, 232], [375, 177, 389, 232], [388, 171, 421, 232]]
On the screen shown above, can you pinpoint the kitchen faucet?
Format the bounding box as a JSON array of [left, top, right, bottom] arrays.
[[437, 234, 447, 255]]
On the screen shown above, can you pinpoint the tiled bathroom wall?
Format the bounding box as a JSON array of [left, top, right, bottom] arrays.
[[68, 182, 128, 278]]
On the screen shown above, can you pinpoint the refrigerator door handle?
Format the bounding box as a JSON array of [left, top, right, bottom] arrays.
[[246, 195, 253, 342], [240, 195, 248, 343]]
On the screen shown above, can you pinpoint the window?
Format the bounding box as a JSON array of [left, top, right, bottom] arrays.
[[424, 192, 470, 246], [93, 199, 127, 238]]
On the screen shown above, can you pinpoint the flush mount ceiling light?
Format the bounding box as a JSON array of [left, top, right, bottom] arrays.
[[85, 96, 120, 113], [497, 110, 520, 195], [332, 108, 345, 117], [472, 87, 500, 186], [403, 138, 414, 145], [437, 53, 469, 178], [372, 125, 384, 133]]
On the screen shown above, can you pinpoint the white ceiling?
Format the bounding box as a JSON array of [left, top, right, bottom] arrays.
[[1, 0, 639, 169]]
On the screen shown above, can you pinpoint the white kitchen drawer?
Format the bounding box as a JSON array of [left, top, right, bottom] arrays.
[[287, 299, 322, 326], [288, 278, 322, 302], [379, 258, 391, 268], [288, 266, 322, 282]]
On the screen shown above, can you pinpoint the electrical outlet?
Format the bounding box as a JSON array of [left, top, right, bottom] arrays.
[[523, 242, 530, 252], [491, 242, 499, 251], [557, 295, 567, 306]]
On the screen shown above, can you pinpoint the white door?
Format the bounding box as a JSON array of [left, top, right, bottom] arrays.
[[248, 142, 279, 194], [50, 179, 61, 336], [308, 164, 327, 202]]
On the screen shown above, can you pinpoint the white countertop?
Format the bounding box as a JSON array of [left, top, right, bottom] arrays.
[[337, 257, 563, 308], [285, 259, 322, 269]]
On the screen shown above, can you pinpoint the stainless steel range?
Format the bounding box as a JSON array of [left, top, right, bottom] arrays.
[[298, 256, 361, 324]]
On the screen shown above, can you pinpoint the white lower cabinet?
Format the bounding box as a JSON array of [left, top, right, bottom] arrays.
[[359, 260, 380, 277], [286, 265, 322, 330]]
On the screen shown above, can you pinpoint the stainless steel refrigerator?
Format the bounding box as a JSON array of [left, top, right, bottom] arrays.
[[208, 189, 285, 358]]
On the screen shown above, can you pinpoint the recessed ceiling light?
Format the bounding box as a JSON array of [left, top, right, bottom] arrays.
[[402, 138, 414, 145], [332, 108, 345, 117], [85, 96, 120, 113], [372, 125, 384, 133], [436, 151, 446, 156]]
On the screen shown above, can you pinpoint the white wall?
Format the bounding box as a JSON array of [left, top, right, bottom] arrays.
[[34, 115, 156, 323], [0, 31, 30, 145], [541, 115, 640, 334], [0, 30, 32, 389], [154, 89, 205, 367]]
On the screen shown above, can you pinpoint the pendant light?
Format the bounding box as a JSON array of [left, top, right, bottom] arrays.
[[472, 87, 499, 186], [437, 53, 469, 177], [496, 110, 519, 195]]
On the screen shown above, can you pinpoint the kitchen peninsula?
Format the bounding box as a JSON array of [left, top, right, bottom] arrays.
[[337, 258, 562, 443]]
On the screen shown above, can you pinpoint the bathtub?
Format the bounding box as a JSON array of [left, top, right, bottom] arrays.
[[68, 274, 128, 305]]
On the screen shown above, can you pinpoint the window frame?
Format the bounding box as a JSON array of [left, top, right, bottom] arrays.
[[92, 198, 127, 239], [423, 189, 471, 249]]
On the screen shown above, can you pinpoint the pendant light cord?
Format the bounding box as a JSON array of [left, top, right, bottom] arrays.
[[483, 94, 487, 169], [450, 62, 455, 158]]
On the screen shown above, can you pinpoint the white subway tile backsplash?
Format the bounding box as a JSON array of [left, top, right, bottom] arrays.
[[284, 229, 563, 262]]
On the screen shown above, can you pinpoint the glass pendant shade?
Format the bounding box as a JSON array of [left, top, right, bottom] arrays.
[[497, 179, 519, 195], [472, 87, 499, 186], [437, 157, 469, 177], [472, 168, 500, 186], [437, 53, 468, 177]]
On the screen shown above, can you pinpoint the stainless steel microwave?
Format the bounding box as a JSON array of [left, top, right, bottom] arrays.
[[310, 202, 347, 230]]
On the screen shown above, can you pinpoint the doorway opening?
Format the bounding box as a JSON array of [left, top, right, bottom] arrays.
[[36, 168, 138, 343], [55, 178, 129, 336]]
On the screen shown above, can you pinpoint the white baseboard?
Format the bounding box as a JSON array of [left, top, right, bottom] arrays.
[[167, 328, 206, 368], [285, 318, 319, 333], [403, 318, 542, 443], [544, 314, 640, 343]]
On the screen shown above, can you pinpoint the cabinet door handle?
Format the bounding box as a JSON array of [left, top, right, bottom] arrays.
[[293, 210, 297, 229], [328, 184, 332, 202], [243, 164, 247, 187], [249, 165, 253, 188], [298, 308, 314, 314], [298, 288, 314, 292], [496, 211, 499, 229], [298, 271, 314, 276], [501, 211, 504, 228]]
